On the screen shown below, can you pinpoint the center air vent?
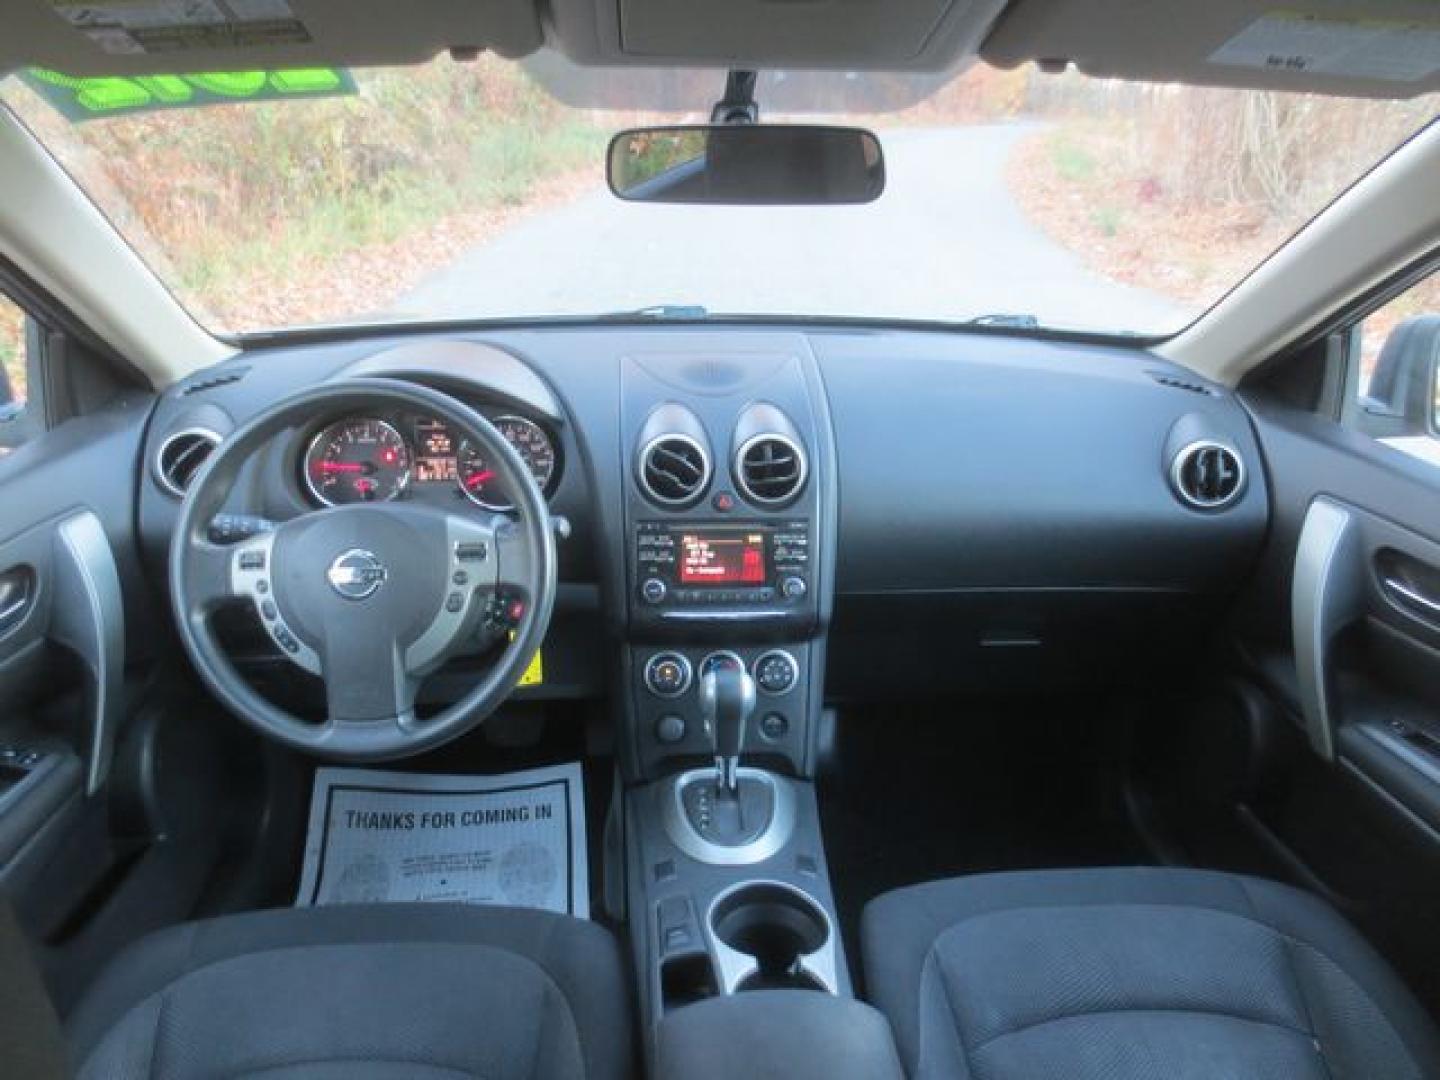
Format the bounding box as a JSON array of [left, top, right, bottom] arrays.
[[1171, 441, 1244, 510], [639, 434, 711, 506], [736, 434, 807, 506], [155, 428, 220, 497]]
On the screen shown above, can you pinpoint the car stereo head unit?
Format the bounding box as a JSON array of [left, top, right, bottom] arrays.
[[636, 521, 810, 608]]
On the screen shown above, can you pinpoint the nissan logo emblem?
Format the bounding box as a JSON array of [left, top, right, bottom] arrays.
[[326, 549, 387, 600]]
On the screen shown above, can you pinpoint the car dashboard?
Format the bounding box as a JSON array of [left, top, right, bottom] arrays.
[[136, 322, 1269, 776]]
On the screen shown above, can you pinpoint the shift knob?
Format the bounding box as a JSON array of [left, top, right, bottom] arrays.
[[699, 656, 756, 793]]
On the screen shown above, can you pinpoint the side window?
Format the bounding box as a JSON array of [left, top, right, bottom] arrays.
[[0, 292, 37, 454], [1344, 271, 1440, 471]]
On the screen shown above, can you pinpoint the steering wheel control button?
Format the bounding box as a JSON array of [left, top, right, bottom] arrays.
[[260, 600, 277, 621], [238, 549, 266, 571], [754, 651, 800, 695], [255, 579, 269, 594], [655, 713, 687, 744], [780, 575, 807, 600], [325, 548, 387, 601], [455, 542, 488, 562], [645, 653, 693, 698], [275, 626, 299, 653], [760, 712, 790, 741], [445, 592, 464, 613], [641, 577, 667, 604], [452, 570, 469, 586]]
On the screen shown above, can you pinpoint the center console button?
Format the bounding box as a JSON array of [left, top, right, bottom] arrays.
[[655, 713, 687, 744], [644, 652, 693, 698], [641, 577, 667, 604], [754, 650, 800, 695], [780, 575, 807, 600]]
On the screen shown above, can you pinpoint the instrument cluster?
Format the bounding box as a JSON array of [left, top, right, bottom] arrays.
[[300, 411, 558, 512]]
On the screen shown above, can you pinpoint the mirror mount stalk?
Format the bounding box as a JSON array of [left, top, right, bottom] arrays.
[[711, 69, 759, 125]]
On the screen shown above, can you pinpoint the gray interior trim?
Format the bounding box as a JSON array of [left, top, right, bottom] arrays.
[[50, 512, 124, 796], [1292, 498, 1364, 761]]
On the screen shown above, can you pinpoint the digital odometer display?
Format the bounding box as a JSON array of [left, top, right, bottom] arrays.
[[678, 531, 768, 586]]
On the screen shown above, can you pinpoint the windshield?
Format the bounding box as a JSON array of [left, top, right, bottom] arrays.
[[2, 55, 1435, 337]]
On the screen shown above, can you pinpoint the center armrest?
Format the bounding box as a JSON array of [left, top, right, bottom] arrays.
[[654, 989, 904, 1080]]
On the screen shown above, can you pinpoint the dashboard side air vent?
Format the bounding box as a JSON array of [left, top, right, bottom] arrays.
[[1170, 441, 1245, 510], [180, 366, 250, 395], [155, 428, 221, 497], [736, 434, 807, 506], [639, 434, 711, 506]]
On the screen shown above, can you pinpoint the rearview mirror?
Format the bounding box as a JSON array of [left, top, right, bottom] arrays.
[[607, 125, 885, 206]]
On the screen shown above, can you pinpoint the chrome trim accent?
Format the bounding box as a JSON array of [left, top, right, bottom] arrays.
[[752, 649, 800, 695], [302, 418, 411, 508], [659, 767, 797, 867], [1169, 439, 1246, 511], [154, 427, 221, 498], [643, 651, 693, 698], [637, 432, 711, 507], [1382, 575, 1440, 620], [734, 432, 808, 507], [660, 609, 789, 621], [704, 878, 840, 996]]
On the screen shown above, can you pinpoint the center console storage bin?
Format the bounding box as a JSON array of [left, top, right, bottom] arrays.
[[654, 989, 903, 1080]]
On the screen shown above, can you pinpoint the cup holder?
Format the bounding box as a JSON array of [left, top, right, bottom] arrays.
[[709, 882, 831, 992]]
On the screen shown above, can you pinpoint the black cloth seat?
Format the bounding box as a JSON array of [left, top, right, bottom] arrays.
[[67, 903, 634, 1080], [862, 867, 1440, 1080]]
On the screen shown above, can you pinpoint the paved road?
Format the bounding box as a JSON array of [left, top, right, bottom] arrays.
[[399, 123, 1190, 334]]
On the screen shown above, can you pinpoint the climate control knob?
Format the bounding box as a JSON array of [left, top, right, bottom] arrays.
[[644, 653, 692, 698], [753, 650, 800, 695]]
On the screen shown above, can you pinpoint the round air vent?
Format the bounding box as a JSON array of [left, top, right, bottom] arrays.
[[736, 434, 808, 507], [638, 434, 711, 506], [1171, 441, 1245, 510], [155, 428, 221, 497]]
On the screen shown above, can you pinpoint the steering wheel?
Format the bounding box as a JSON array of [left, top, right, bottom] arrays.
[[168, 378, 557, 761]]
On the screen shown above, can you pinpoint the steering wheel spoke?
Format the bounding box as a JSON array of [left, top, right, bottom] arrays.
[[319, 636, 419, 731]]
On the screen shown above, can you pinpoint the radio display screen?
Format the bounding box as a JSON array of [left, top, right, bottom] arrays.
[[678, 530, 769, 586]]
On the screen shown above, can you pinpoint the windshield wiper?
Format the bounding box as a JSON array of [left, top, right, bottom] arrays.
[[598, 304, 710, 321], [965, 312, 1040, 329]]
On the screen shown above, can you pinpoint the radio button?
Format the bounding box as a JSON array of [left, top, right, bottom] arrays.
[[641, 578, 668, 604], [780, 576, 807, 600]]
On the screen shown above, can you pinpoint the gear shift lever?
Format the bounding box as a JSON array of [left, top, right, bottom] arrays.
[[699, 657, 756, 795]]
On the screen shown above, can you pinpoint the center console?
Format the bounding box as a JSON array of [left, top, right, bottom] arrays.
[[612, 343, 846, 1061]]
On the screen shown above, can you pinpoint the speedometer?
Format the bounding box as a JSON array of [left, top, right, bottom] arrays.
[[303, 418, 411, 506], [456, 416, 557, 511]]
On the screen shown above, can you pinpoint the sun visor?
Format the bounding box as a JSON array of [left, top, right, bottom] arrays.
[[548, 0, 1008, 71], [0, 0, 544, 78], [983, 0, 1440, 98]]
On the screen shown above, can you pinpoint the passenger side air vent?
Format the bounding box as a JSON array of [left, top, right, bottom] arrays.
[[639, 434, 711, 506], [155, 429, 221, 497], [736, 434, 807, 507], [1170, 441, 1245, 510]]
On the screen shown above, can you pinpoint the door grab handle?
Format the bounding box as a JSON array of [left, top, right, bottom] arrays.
[[1382, 575, 1440, 620]]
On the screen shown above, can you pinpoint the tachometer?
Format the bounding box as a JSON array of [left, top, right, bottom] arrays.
[[303, 418, 411, 506], [456, 416, 557, 511]]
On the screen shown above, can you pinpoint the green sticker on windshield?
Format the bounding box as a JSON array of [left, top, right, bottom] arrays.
[[21, 67, 355, 121]]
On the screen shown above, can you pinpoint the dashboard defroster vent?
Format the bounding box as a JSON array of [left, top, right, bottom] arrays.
[[155, 429, 221, 497], [1171, 441, 1244, 510], [736, 434, 807, 506], [639, 434, 711, 506]]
